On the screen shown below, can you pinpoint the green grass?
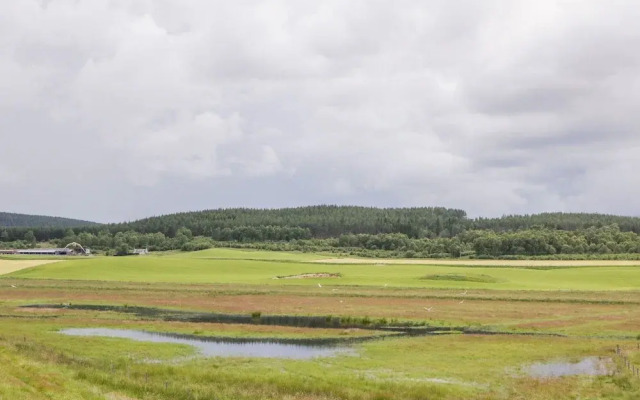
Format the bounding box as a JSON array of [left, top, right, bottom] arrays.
[[8, 250, 640, 291], [180, 247, 329, 261]]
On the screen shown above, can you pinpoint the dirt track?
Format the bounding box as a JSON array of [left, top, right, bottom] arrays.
[[313, 258, 640, 267], [0, 260, 59, 275]]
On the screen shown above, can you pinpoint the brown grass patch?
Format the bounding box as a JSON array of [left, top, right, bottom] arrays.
[[16, 307, 66, 313], [106, 393, 139, 400], [607, 321, 640, 331], [2, 286, 631, 327], [515, 320, 582, 329], [5, 281, 640, 335]]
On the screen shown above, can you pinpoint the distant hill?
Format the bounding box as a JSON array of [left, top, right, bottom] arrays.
[[105, 205, 469, 238], [0, 212, 98, 228], [82, 207, 640, 237], [472, 212, 640, 234], [3, 206, 640, 244]]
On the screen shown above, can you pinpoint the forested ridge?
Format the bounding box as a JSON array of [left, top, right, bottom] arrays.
[[472, 212, 640, 233], [0, 212, 98, 229], [3, 206, 640, 258], [106, 206, 469, 238]]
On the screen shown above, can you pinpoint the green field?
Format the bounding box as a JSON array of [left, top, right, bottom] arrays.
[[8, 248, 640, 291], [2, 249, 640, 399]]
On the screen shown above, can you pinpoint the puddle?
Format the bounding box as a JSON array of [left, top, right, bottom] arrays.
[[60, 328, 352, 359], [526, 357, 613, 378]]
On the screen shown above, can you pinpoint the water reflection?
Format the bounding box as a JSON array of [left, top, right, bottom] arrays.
[[60, 328, 351, 359], [526, 357, 613, 378]]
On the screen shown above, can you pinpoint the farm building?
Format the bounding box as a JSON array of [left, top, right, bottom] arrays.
[[1, 243, 91, 256], [16, 248, 74, 256]]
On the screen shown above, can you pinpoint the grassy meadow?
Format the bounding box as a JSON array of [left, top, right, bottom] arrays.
[[8, 248, 640, 290], [2, 249, 640, 399]]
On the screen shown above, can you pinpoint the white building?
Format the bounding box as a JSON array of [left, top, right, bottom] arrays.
[[17, 248, 74, 256]]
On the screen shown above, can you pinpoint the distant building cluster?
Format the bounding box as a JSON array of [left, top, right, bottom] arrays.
[[0, 247, 91, 256]]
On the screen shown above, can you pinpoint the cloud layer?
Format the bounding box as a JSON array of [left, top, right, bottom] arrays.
[[2, 1, 639, 222]]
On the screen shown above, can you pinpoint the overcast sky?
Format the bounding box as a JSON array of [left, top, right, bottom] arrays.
[[2, 1, 640, 222]]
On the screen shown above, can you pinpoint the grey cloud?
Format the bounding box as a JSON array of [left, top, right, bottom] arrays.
[[1, 0, 640, 221]]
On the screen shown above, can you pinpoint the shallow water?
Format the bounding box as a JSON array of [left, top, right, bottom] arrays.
[[526, 357, 613, 378], [60, 328, 351, 359]]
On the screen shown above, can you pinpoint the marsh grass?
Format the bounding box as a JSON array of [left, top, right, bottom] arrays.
[[2, 321, 639, 400], [21, 303, 446, 335]]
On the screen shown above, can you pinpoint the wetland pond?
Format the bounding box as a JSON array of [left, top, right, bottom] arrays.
[[526, 357, 613, 378], [60, 328, 352, 359]]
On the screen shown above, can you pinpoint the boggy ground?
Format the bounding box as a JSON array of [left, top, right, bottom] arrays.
[[5, 279, 640, 336], [1, 308, 637, 400], [2, 250, 640, 399]]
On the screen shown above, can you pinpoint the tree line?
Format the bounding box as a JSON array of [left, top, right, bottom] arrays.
[[472, 212, 640, 234], [3, 223, 640, 259], [206, 224, 640, 259], [3, 206, 640, 258]]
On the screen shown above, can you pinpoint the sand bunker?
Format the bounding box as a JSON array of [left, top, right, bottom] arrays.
[[275, 273, 342, 279], [0, 259, 60, 275]]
